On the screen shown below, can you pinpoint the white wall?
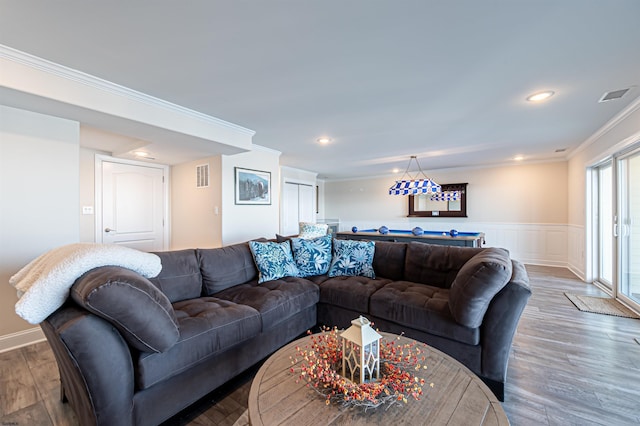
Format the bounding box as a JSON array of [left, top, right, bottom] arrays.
[[171, 156, 223, 249], [324, 161, 569, 265], [0, 105, 79, 341], [221, 146, 281, 245]]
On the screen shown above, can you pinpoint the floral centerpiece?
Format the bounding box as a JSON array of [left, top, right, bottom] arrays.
[[289, 327, 434, 410]]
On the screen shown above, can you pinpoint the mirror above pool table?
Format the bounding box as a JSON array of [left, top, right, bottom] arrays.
[[408, 183, 467, 218]]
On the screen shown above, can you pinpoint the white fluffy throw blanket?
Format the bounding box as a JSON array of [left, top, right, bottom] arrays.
[[10, 243, 162, 324]]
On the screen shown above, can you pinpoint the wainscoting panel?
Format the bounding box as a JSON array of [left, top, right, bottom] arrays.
[[567, 225, 586, 280], [339, 221, 576, 270]]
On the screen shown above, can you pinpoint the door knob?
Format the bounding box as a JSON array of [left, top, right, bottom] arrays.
[[105, 228, 116, 233]]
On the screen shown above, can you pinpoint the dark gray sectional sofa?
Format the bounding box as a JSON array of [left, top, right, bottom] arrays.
[[40, 239, 530, 426]]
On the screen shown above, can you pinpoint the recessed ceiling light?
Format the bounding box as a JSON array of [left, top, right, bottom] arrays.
[[317, 137, 332, 144], [134, 151, 149, 157], [392, 168, 400, 174], [526, 91, 555, 102], [514, 155, 524, 161]]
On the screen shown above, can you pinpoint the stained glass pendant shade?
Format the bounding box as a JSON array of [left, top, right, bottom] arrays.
[[389, 156, 442, 196]]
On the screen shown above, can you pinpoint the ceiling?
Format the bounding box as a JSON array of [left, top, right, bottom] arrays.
[[1, 1, 639, 179]]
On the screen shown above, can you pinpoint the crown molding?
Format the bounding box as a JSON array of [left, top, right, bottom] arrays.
[[0, 44, 255, 137], [570, 91, 640, 158]]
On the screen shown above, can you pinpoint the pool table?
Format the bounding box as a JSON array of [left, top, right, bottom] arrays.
[[336, 228, 485, 247]]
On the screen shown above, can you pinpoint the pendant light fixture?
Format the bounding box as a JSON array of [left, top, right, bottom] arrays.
[[388, 156, 441, 196]]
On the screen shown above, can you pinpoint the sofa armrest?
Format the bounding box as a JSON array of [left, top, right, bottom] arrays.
[[71, 266, 180, 353], [41, 306, 135, 426], [479, 260, 531, 387]]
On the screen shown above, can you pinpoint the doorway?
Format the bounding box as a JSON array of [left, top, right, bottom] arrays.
[[590, 142, 640, 312], [95, 155, 169, 251]]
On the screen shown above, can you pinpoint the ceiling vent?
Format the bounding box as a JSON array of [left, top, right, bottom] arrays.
[[196, 164, 209, 188], [599, 88, 630, 103]]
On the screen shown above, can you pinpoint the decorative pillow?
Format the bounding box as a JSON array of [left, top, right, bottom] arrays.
[[71, 266, 180, 353], [249, 241, 301, 283], [298, 222, 329, 239], [327, 239, 375, 278], [291, 234, 332, 277], [448, 248, 513, 328]]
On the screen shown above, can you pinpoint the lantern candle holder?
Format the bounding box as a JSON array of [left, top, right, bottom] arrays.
[[340, 316, 382, 384]]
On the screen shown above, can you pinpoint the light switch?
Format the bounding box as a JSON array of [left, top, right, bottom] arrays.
[[82, 206, 94, 215]]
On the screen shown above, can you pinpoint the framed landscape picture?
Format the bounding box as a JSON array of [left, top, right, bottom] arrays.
[[235, 167, 271, 205]]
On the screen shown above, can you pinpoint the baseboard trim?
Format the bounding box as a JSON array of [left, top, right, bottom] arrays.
[[0, 327, 45, 353]]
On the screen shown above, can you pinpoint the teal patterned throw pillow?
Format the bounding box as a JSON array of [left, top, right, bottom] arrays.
[[291, 234, 332, 277], [298, 222, 329, 239], [249, 241, 301, 284], [327, 239, 375, 278]]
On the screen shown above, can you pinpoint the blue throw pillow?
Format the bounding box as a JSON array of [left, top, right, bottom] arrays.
[[327, 239, 376, 278], [249, 241, 301, 283], [291, 234, 332, 277]]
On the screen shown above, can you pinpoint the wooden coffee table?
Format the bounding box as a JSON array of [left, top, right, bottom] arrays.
[[248, 332, 509, 425]]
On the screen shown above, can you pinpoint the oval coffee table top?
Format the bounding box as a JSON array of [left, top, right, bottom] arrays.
[[248, 332, 509, 425]]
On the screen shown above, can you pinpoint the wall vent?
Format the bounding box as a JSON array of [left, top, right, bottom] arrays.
[[599, 88, 630, 103], [196, 164, 209, 188]]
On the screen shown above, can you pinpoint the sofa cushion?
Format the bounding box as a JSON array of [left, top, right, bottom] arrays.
[[449, 248, 513, 328], [213, 277, 319, 330], [372, 241, 407, 281], [369, 281, 479, 345], [318, 276, 391, 312], [135, 297, 261, 389], [71, 266, 179, 353], [198, 243, 258, 295], [404, 242, 481, 288], [249, 241, 301, 283], [291, 234, 332, 277], [327, 239, 375, 278], [149, 249, 202, 302]]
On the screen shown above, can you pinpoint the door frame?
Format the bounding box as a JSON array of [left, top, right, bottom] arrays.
[[94, 154, 170, 250]]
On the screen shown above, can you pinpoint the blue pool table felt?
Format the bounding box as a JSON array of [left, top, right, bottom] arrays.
[[356, 229, 482, 237]]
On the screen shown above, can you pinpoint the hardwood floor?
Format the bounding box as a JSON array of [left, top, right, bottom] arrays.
[[1, 265, 639, 425]]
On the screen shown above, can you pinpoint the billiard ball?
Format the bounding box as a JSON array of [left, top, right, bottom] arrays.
[[351, 226, 358, 233], [412, 227, 423, 236], [379, 226, 389, 234], [450, 229, 459, 237]]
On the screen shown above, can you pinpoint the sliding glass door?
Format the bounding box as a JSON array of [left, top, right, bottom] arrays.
[[595, 162, 614, 289], [591, 143, 640, 313], [617, 148, 640, 308]]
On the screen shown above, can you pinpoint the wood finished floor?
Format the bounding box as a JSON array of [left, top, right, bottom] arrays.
[[1, 265, 639, 425]]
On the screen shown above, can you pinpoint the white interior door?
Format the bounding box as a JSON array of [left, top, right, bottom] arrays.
[[298, 184, 315, 223], [281, 182, 300, 236], [100, 160, 167, 251], [281, 182, 315, 235]]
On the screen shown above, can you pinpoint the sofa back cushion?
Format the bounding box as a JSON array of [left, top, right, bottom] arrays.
[[372, 241, 407, 281], [404, 242, 481, 288], [198, 243, 258, 295], [149, 249, 202, 302], [448, 247, 513, 328], [71, 266, 180, 353]]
